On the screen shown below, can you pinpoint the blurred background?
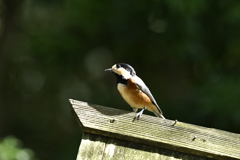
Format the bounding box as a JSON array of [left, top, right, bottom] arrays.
[[1, 0, 240, 159]]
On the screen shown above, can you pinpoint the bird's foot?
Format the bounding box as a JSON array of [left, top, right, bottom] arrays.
[[132, 107, 146, 122], [133, 112, 141, 122]]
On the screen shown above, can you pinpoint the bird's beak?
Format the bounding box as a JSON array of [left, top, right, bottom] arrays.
[[104, 68, 112, 72]]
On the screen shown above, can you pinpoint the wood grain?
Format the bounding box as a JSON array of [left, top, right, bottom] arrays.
[[78, 133, 210, 160], [70, 99, 240, 160]]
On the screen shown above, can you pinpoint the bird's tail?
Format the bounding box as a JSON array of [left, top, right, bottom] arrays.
[[160, 114, 165, 119], [154, 112, 166, 119]]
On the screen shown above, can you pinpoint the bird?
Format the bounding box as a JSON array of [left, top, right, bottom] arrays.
[[105, 63, 165, 121]]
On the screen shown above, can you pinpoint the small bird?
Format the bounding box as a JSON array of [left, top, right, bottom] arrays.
[[105, 63, 165, 121]]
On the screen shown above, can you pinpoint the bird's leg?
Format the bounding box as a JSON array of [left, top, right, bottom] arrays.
[[133, 106, 146, 122]]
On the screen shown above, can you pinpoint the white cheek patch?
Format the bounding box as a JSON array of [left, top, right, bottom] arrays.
[[122, 73, 132, 79], [112, 65, 132, 79]]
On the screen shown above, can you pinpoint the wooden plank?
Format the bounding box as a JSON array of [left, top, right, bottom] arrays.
[[70, 99, 240, 160], [79, 133, 210, 160], [77, 133, 106, 160], [104, 135, 211, 160]]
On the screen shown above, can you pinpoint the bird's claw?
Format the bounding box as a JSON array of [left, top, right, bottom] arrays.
[[132, 112, 141, 122], [132, 107, 146, 122]]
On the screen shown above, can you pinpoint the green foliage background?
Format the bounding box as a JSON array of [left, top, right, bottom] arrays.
[[1, 0, 240, 159], [0, 136, 37, 160]]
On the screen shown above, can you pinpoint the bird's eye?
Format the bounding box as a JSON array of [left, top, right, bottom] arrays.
[[116, 64, 121, 68]]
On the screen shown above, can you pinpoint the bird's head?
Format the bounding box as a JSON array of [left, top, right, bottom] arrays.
[[105, 63, 136, 79]]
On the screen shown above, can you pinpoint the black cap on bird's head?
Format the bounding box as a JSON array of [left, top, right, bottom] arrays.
[[105, 63, 136, 79]]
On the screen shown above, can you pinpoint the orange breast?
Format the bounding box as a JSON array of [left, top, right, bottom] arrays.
[[117, 78, 155, 111], [127, 78, 152, 105]]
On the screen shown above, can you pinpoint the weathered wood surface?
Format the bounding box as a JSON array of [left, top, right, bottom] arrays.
[[70, 99, 240, 160], [77, 133, 210, 160]]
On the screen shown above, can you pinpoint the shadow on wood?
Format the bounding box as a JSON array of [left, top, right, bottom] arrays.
[[69, 99, 240, 160]]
